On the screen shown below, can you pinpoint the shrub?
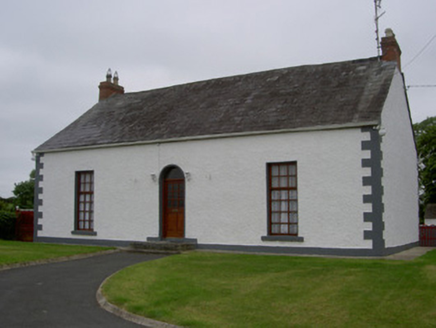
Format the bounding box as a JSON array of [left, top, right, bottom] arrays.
[[0, 211, 16, 240]]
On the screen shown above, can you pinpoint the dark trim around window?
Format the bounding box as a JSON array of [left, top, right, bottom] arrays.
[[263, 162, 303, 241], [72, 171, 96, 235]]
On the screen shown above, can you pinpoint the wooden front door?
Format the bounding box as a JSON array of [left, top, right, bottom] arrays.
[[163, 178, 185, 238]]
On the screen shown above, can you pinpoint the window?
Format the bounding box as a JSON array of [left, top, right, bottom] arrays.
[[268, 162, 298, 236], [75, 171, 94, 232]]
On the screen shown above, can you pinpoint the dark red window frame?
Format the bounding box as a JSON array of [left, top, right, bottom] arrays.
[[268, 162, 298, 236], [76, 171, 94, 231]]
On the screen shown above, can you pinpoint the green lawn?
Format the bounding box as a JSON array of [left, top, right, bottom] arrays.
[[103, 250, 436, 328], [0, 240, 111, 266]]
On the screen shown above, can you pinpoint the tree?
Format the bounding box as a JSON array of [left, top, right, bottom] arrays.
[[13, 170, 35, 209], [413, 116, 436, 217], [0, 197, 14, 212]]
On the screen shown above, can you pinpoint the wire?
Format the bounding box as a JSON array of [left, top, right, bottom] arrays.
[[403, 34, 436, 70], [408, 85, 436, 88], [407, 85, 436, 90]]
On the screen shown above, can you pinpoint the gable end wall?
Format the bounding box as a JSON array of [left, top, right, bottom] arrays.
[[380, 71, 419, 249]]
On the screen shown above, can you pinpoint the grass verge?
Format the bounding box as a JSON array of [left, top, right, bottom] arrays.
[[0, 240, 112, 266], [103, 250, 436, 328]]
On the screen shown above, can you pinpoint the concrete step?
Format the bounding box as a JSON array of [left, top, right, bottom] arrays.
[[129, 241, 197, 253]]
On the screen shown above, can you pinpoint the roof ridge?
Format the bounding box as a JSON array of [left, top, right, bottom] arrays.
[[125, 57, 381, 96]]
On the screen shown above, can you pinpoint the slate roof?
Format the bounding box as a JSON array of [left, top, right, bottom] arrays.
[[35, 57, 397, 152]]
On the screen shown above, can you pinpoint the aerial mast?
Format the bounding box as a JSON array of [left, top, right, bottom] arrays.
[[374, 0, 385, 58]]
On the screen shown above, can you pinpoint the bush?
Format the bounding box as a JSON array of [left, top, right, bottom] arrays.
[[0, 198, 14, 212], [0, 211, 16, 240]]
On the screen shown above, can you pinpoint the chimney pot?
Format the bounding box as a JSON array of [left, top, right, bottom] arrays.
[[99, 69, 124, 101], [384, 28, 394, 37], [106, 68, 112, 82]]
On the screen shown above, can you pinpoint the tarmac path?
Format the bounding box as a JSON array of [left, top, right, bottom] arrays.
[[0, 251, 166, 328]]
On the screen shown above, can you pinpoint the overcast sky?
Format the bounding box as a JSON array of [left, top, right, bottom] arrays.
[[1, 0, 435, 198]]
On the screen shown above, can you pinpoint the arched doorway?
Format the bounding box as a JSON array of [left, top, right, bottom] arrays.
[[161, 166, 185, 238]]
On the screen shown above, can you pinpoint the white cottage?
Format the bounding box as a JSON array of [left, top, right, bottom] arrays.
[[33, 30, 419, 256]]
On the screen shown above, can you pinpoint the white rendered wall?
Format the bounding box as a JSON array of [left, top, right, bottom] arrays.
[[380, 70, 419, 247], [38, 127, 371, 250], [38, 146, 160, 242]]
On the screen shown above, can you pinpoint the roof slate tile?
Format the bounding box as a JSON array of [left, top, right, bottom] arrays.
[[35, 57, 396, 152]]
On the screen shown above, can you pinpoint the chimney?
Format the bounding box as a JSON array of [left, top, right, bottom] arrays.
[[381, 28, 402, 71], [98, 68, 125, 101]]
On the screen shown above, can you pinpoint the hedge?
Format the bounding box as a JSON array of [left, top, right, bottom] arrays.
[[0, 211, 16, 240]]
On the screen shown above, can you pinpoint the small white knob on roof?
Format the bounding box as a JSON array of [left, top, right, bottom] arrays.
[[385, 28, 394, 37]]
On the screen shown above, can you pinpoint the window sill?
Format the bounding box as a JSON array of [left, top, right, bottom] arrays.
[[261, 235, 304, 242], [71, 230, 97, 236]]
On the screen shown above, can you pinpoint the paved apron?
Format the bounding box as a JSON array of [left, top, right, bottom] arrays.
[[0, 252, 166, 328]]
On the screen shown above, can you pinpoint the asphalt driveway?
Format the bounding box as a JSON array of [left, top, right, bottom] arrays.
[[0, 251, 166, 328]]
